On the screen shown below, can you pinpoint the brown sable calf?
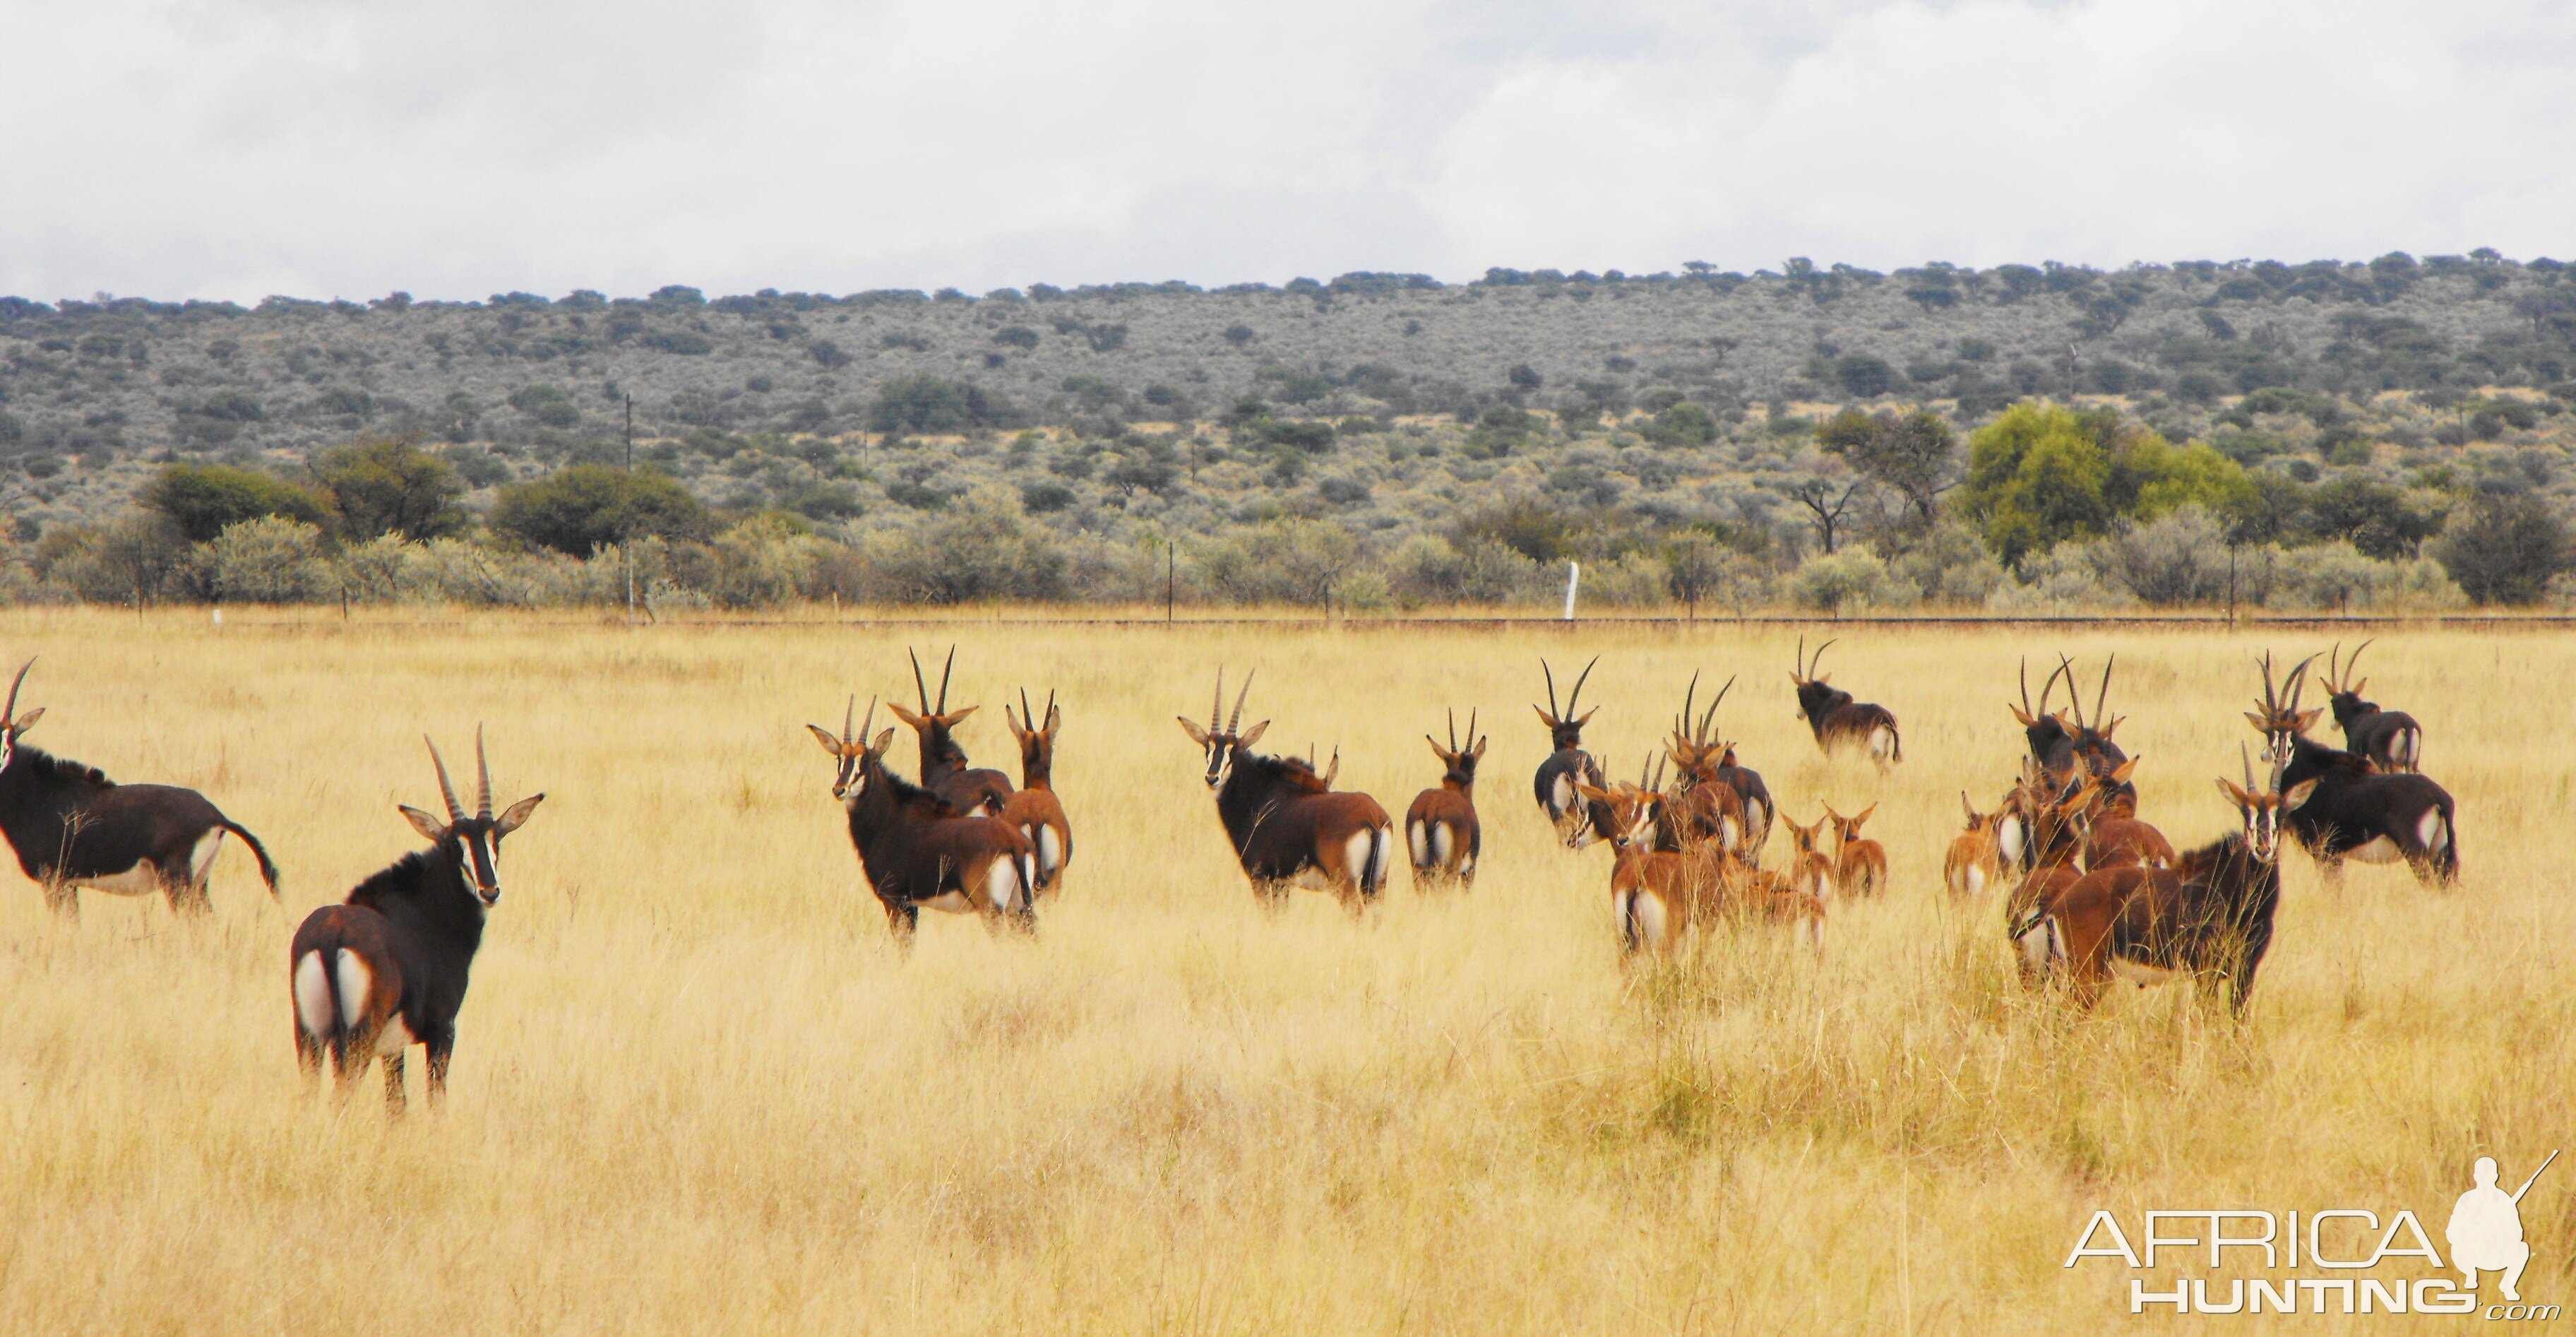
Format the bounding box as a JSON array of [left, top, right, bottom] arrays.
[[1181, 672, 1394, 910], [2073, 758, 2171, 869], [1790, 637, 1901, 768], [2003, 773, 2104, 982], [1662, 674, 1753, 855], [998, 689, 1073, 896], [2318, 639, 2423, 773], [290, 730, 542, 1113], [0, 659, 278, 917], [1405, 710, 1485, 890], [887, 648, 1015, 816], [2022, 755, 2311, 1015], [1823, 803, 1886, 898], [2250, 653, 2457, 885], [1573, 780, 1714, 955], [1778, 813, 1839, 905], [1532, 656, 1611, 847], [1945, 793, 2004, 898], [809, 698, 1037, 948]]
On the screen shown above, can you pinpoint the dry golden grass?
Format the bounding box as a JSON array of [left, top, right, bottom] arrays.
[[0, 609, 2568, 1333]]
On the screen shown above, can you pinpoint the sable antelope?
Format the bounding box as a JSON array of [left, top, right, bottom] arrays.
[[809, 698, 1038, 946], [2055, 754, 2164, 869], [290, 730, 542, 1112], [1779, 814, 1839, 904], [1575, 778, 1821, 954], [2009, 657, 2081, 788], [888, 648, 1015, 816], [2003, 772, 2104, 981], [2012, 656, 2130, 802], [998, 690, 1073, 896], [2020, 752, 2310, 1015], [1945, 793, 2004, 898], [1180, 672, 1394, 910], [1823, 802, 1885, 898], [1405, 710, 1485, 889], [2249, 653, 2457, 885], [1664, 674, 1759, 855], [2056, 655, 2134, 808], [1533, 656, 1611, 847], [1790, 637, 1900, 767], [0, 659, 278, 917], [2319, 640, 2423, 773]]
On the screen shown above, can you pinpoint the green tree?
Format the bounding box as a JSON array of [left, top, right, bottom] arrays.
[[1816, 407, 1958, 521], [2433, 492, 2570, 605], [1954, 402, 2118, 565], [490, 465, 712, 555], [870, 375, 1006, 434], [2302, 476, 2443, 558], [312, 438, 468, 540], [1640, 401, 1719, 448], [139, 463, 330, 543]]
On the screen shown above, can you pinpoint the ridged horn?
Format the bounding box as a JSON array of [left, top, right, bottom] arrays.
[[1228, 670, 1252, 734], [474, 723, 493, 821], [424, 735, 465, 824], [1, 657, 29, 727]]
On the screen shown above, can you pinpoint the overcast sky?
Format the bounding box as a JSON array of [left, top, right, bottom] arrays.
[[4, 0, 2571, 304]]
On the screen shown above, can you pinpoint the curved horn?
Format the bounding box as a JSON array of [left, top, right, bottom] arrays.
[[2017, 657, 2034, 717], [1566, 655, 1599, 714], [0, 657, 29, 727], [1228, 670, 1252, 734], [2037, 658, 2070, 716], [910, 649, 932, 713], [1210, 670, 1224, 732], [1702, 675, 1734, 742], [1466, 708, 1478, 748], [2241, 741, 2258, 792], [2056, 655, 2083, 727], [424, 735, 465, 824], [859, 696, 878, 747], [1810, 637, 1837, 678], [1446, 707, 1457, 752], [2093, 654, 2115, 729], [2324, 640, 2343, 693], [474, 723, 493, 821], [1678, 670, 1700, 742], [1541, 659, 1560, 720], [1794, 634, 1805, 682], [842, 694, 855, 746], [2347, 637, 2374, 688], [937, 646, 956, 713], [2284, 653, 2318, 718]]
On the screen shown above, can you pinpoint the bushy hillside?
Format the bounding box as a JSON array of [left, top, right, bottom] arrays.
[[4, 254, 2575, 610]]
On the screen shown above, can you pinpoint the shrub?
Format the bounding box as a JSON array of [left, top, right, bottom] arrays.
[[1639, 402, 1719, 449], [46, 513, 190, 605], [1785, 549, 1916, 613], [1984, 543, 2133, 613], [313, 438, 468, 540], [491, 465, 712, 555], [1383, 535, 1545, 607], [869, 375, 1007, 434], [1193, 519, 1360, 607], [140, 463, 330, 542], [195, 516, 330, 603], [1580, 552, 1671, 608], [852, 489, 1069, 604], [2085, 506, 2234, 606], [1888, 519, 2004, 605]]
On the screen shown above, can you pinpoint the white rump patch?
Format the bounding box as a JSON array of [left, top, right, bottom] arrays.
[[1998, 817, 2025, 867], [333, 951, 373, 1030], [1343, 831, 1373, 888], [1870, 726, 1895, 759], [1964, 866, 1986, 897], [984, 858, 1019, 912], [1629, 889, 1670, 947], [1036, 826, 1062, 877], [1720, 816, 1739, 848], [189, 828, 227, 882], [73, 860, 162, 898], [1549, 773, 1574, 816], [2346, 835, 2404, 864], [1407, 821, 1429, 869], [2418, 809, 2446, 852], [1429, 822, 1455, 868], [292, 951, 333, 1038]]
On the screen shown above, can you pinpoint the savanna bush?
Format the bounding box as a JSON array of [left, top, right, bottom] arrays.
[[1785, 548, 1918, 613]]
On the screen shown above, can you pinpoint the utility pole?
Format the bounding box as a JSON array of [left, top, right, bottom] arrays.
[[623, 394, 636, 629]]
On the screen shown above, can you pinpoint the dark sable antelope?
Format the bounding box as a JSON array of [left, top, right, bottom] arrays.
[[1405, 710, 1485, 889], [0, 659, 278, 916], [1181, 672, 1394, 910], [888, 648, 1015, 816], [998, 690, 1073, 896], [290, 731, 542, 1112], [2318, 639, 2423, 773], [1532, 656, 1611, 847], [809, 698, 1037, 946], [2250, 653, 2458, 886], [1789, 637, 1900, 768], [1664, 674, 1765, 855], [2010, 656, 2130, 803], [2020, 751, 2310, 1015]]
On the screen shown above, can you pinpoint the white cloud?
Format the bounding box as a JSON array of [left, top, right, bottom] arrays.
[[1, 0, 2572, 301]]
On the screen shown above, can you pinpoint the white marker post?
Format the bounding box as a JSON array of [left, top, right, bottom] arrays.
[[1562, 561, 1580, 621]]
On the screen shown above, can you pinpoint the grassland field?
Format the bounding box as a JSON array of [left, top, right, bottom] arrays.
[[0, 608, 2567, 1333]]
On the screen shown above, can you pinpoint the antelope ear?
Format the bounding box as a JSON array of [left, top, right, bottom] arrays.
[[1572, 781, 1612, 804], [398, 804, 448, 843], [806, 724, 846, 755], [2008, 705, 2035, 726], [1855, 803, 1876, 823], [2109, 756, 2139, 783], [1426, 735, 1448, 760], [886, 702, 927, 728], [1469, 736, 1488, 759], [1531, 703, 1557, 729], [1003, 708, 1029, 743], [1574, 706, 1599, 727], [2102, 716, 2123, 738], [8, 706, 42, 737], [942, 705, 979, 725], [2214, 777, 2247, 808], [495, 793, 545, 836], [870, 727, 897, 756], [1238, 720, 1269, 747], [2282, 778, 2319, 812], [2295, 708, 2323, 732], [2243, 711, 2270, 731], [1177, 717, 1210, 746]]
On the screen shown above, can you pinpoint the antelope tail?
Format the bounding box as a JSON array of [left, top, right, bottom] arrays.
[[221, 819, 280, 896], [1364, 826, 1393, 898]]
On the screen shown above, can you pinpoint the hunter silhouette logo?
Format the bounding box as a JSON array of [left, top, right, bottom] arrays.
[[2451, 1151, 2554, 1302], [2064, 1149, 2560, 1317]]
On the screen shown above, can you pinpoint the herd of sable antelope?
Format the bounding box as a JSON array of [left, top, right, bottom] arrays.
[[0, 633, 2464, 1116]]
